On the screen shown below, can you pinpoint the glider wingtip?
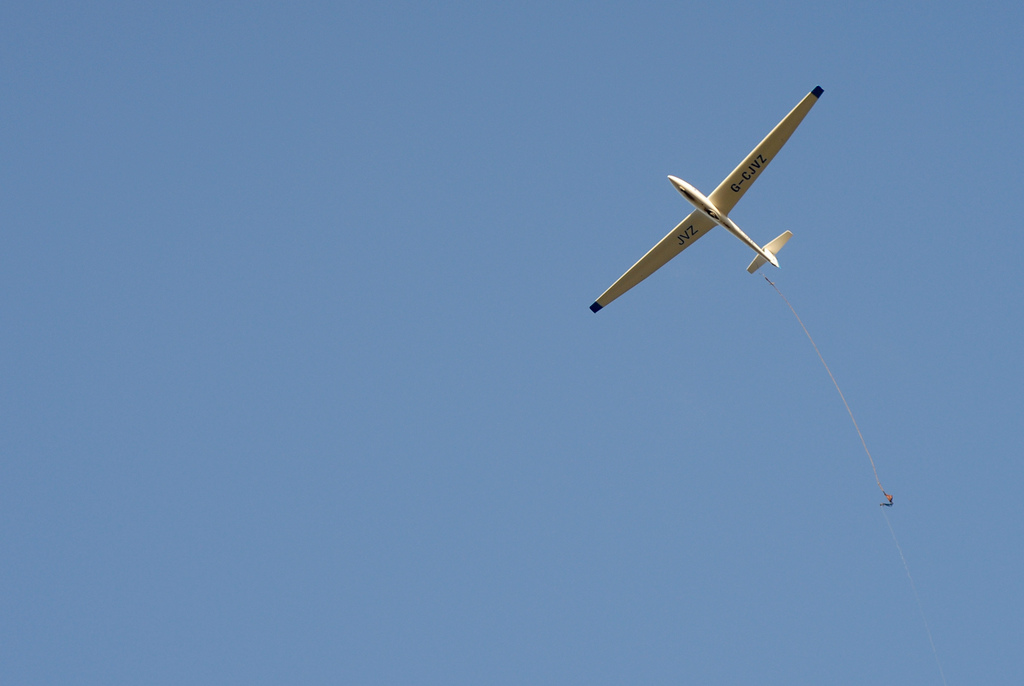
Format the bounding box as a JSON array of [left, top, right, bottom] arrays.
[[589, 302, 603, 313], [811, 85, 824, 98]]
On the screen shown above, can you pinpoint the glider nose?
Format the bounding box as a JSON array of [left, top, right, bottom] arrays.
[[668, 175, 696, 201]]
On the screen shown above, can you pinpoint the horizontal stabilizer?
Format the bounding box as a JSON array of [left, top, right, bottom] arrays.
[[746, 231, 793, 273]]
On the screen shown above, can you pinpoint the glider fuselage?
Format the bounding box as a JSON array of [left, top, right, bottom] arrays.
[[667, 175, 779, 268]]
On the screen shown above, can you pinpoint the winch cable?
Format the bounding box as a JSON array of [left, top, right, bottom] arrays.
[[763, 276, 889, 501], [765, 275, 947, 685]]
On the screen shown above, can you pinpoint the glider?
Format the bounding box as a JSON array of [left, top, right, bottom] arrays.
[[590, 86, 824, 313]]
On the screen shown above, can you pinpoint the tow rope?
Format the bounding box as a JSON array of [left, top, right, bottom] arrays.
[[764, 276, 892, 506], [765, 277, 949, 683]]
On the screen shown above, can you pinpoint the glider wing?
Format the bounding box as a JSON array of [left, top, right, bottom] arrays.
[[590, 210, 716, 312], [707, 86, 823, 216]]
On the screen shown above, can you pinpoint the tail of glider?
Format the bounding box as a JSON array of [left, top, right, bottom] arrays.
[[746, 231, 793, 274]]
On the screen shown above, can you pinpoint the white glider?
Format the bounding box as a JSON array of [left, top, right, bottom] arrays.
[[590, 86, 823, 313]]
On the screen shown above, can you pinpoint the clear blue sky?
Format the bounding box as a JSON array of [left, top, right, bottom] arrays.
[[3, 1, 1022, 683]]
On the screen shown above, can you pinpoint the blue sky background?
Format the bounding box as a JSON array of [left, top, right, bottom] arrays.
[[2, 1, 1022, 683]]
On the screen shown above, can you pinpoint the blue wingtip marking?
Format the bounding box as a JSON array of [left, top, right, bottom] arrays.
[[590, 302, 602, 313], [812, 85, 824, 98]]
